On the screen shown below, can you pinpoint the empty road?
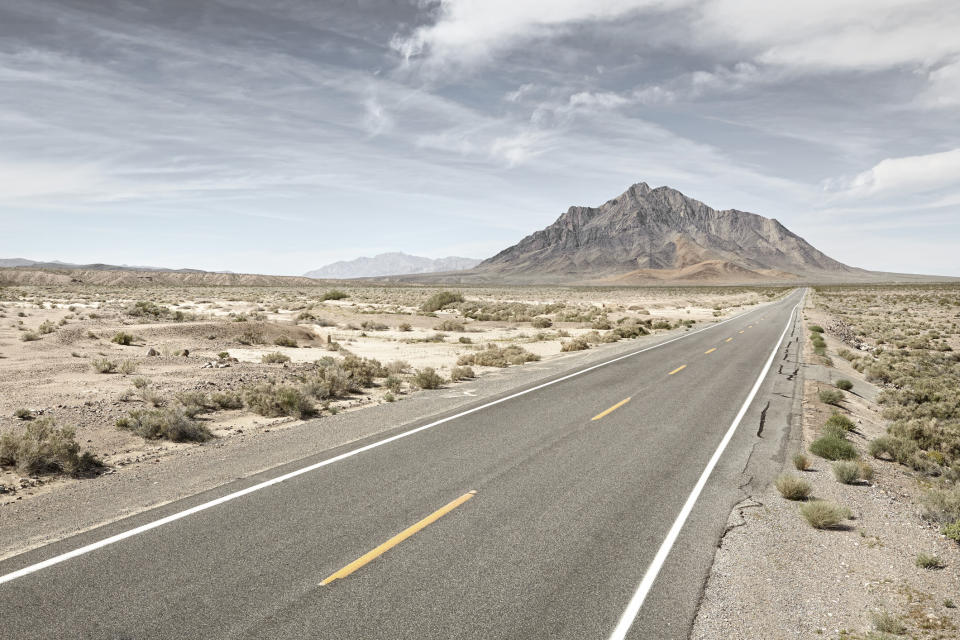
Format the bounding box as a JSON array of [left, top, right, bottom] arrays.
[[0, 289, 805, 639]]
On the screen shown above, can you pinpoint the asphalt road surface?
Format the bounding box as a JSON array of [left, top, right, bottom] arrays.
[[1, 289, 805, 639]]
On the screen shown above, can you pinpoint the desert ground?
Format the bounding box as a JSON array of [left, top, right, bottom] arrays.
[[695, 284, 960, 639], [0, 280, 787, 503]]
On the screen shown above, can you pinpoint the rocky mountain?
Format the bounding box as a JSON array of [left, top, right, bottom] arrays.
[[474, 183, 864, 284], [305, 252, 481, 279], [0, 258, 209, 272]]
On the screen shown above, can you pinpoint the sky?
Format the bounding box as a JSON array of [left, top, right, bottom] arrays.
[[0, 0, 958, 276]]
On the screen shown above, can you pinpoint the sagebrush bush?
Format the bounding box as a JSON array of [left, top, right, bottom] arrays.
[[775, 474, 811, 500], [921, 486, 960, 524], [243, 384, 315, 419], [262, 352, 291, 364], [457, 345, 539, 368], [20, 331, 40, 342], [824, 412, 855, 432], [799, 501, 850, 529], [871, 611, 906, 635], [210, 391, 243, 410], [321, 289, 348, 301], [434, 320, 465, 332], [0, 417, 103, 476], [832, 460, 861, 484], [561, 337, 590, 352], [116, 407, 212, 442], [412, 367, 444, 389], [792, 453, 811, 471], [835, 379, 853, 391], [809, 435, 857, 460], [449, 366, 475, 382], [916, 552, 945, 569], [112, 332, 135, 345], [819, 389, 844, 405], [91, 358, 117, 373], [421, 291, 463, 312], [119, 360, 137, 375], [531, 317, 552, 328], [942, 520, 960, 543], [274, 336, 298, 348]]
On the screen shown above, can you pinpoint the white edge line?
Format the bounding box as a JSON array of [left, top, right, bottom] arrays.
[[0, 292, 799, 586], [607, 297, 801, 640]]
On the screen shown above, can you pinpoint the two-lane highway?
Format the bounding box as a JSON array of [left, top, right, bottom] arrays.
[[0, 289, 805, 639]]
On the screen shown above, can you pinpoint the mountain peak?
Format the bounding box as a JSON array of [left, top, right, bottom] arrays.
[[476, 182, 859, 283], [305, 252, 481, 279]]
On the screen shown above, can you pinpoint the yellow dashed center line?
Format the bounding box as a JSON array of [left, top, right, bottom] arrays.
[[591, 397, 631, 421], [704, 348, 716, 354], [320, 490, 477, 586], [738, 330, 745, 334], [725, 337, 733, 343], [668, 364, 687, 375]]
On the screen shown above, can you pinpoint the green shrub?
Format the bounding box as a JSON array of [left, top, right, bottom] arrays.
[[809, 325, 824, 333], [825, 412, 855, 432], [243, 384, 315, 419], [116, 407, 212, 442], [0, 417, 103, 476], [792, 453, 811, 471], [809, 435, 857, 460], [832, 460, 861, 484], [941, 520, 960, 543], [421, 291, 464, 312], [774, 474, 811, 500], [916, 552, 945, 569], [14, 408, 33, 420], [412, 367, 444, 389], [274, 336, 298, 348], [799, 501, 851, 529], [340, 355, 386, 387], [321, 289, 348, 301], [459, 336, 472, 344], [921, 487, 960, 524], [91, 358, 117, 373], [835, 379, 853, 391], [384, 375, 403, 394], [819, 389, 844, 406], [112, 332, 136, 345], [262, 352, 291, 364]]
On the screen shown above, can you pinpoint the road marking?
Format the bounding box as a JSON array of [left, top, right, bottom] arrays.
[[703, 348, 716, 355], [667, 365, 686, 375], [320, 491, 476, 586], [738, 330, 745, 334], [748, 325, 753, 328], [725, 337, 733, 342], [591, 397, 631, 421], [0, 292, 796, 586], [608, 298, 801, 640]]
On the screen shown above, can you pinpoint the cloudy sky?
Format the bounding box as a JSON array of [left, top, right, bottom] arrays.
[[1, 0, 958, 275]]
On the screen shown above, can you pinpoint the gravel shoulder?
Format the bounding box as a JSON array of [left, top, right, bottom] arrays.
[[692, 293, 960, 639]]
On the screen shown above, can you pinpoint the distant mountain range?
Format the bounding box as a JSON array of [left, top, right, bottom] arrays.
[[304, 252, 481, 279], [0, 258, 220, 273]]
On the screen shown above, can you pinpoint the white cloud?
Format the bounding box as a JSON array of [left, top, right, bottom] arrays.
[[490, 130, 549, 166], [917, 59, 960, 108], [362, 96, 394, 136], [827, 148, 960, 197]]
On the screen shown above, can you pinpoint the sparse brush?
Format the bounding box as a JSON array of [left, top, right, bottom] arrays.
[[457, 345, 539, 368], [915, 552, 945, 569], [792, 453, 811, 471], [434, 320, 465, 332], [420, 291, 463, 312], [210, 391, 243, 410], [871, 610, 907, 635], [941, 521, 960, 543], [819, 389, 844, 406], [775, 474, 811, 500], [387, 360, 411, 375], [91, 358, 117, 374], [561, 337, 591, 352], [321, 289, 348, 301], [799, 501, 851, 529], [262, 352, 291, 364], [824, 412, 855, 432], [835, 379, 853, 391], [832, 460, 861, 484], [384, 375, 403, 394], [0, 417, 103, 476], [412, 367, 445, 389], [116, 407, 212, 442], [531, 317, 552, 328], [398, 322, 412, 332], [20, 331, 40, 342], [243, 383, 315, 419], [449, 366, 475, 382], [14, 408, 33, 420], [118, 360, 137, 375], [274, 336, 298, 348], [131, 377, 150, 389], [857, 460, 874, 482], [384, 392, 395, 403], [112, 331, 135, 345]]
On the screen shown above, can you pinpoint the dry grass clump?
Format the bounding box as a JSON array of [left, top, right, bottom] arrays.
[[792, 453, 811, 471], [20, 331, 40, 342], [262, 352, 291, 364], [449, 366, 475, 381], [818, 388, 844, 406], [531, 317, 552, 328], [915, 552, 946, 569], [870, 610, 907, 635], [775, 474, 811, 500], [0, 417, 103, 476], [116, 407, 213, 442], [112, 331, 136, 345], [243, 383, 315, 419], [91, 358, 117, 373], [274, 336, 297, 348], [457, 344, 540, 368], [799, 500, 851, 529], [434, 320, 466, 332], [832, 460, 861, 484], [560, 337, 590, 352]]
